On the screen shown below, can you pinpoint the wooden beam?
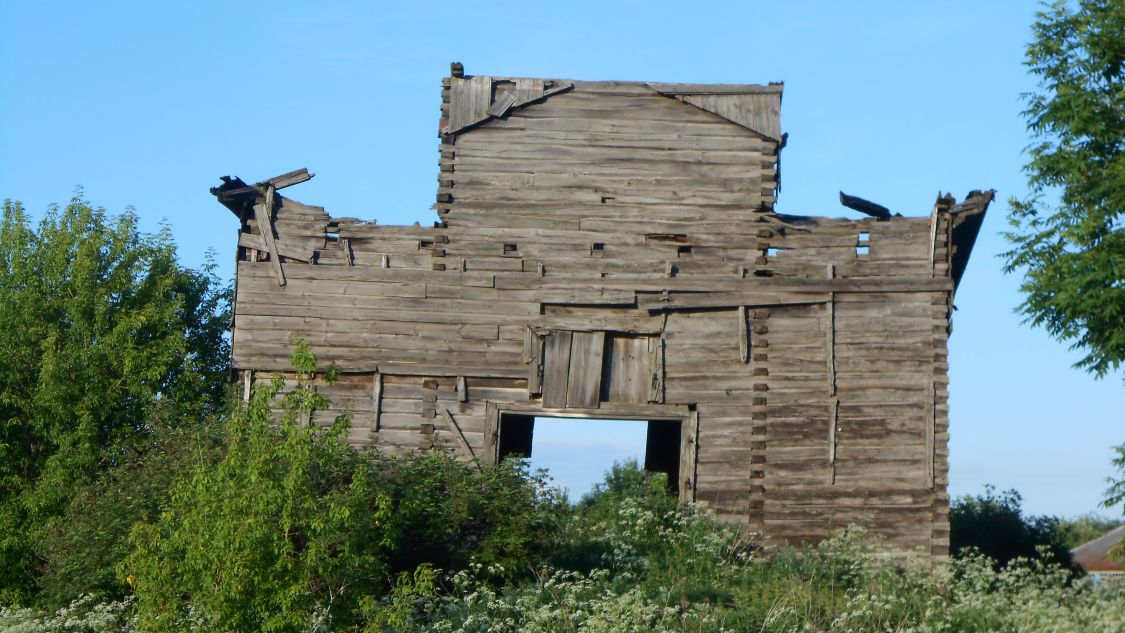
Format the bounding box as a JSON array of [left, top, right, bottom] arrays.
[[372, 371, 383, 432], [828, 398, 839, 485], [826, 264, 836, 397], [441, 409, 478, 465], [487, 90, 517, 117], [679, 409, 700, 501], [528, 332, 543, 396], [256, 167, 314, 191], [253, 185, 286, 286], [566, 331, 605, 408], [639, 291, 828, 311], [738, 305, 749, 363], [839, 191, 892, 220], [648, 335, 665, 403], [926, 380, 936, 489], [649, 82, 784, 95]]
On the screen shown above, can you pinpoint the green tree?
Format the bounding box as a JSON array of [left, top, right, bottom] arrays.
[[1003, 0, 1125, 378], [125, 342, 567, 632], [0, 194, 230, 603], [949, 486, 1073, 571]]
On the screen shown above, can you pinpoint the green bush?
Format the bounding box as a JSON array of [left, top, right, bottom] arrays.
[[123, 343, 567, 632], [8, 458, 1125, 631], [34, 409, 225, 608]]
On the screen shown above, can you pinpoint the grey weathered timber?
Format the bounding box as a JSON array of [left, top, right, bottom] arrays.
[[213, 66, 993, 559]]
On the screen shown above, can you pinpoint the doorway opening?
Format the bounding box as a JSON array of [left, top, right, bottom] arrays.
[[497, 413, 683, 499]]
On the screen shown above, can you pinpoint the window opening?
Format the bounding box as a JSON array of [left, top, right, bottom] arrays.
[[499, 414, 681, 499]]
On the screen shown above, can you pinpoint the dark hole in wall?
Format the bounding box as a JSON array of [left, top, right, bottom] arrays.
[[644, 420, 681, 494], [498, 413, 535, 458]]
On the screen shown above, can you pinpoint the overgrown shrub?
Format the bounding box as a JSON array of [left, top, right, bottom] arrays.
[[410, 467, 1125, 632], [123, 343, 567, 632], [34, 409, 226, 608], [7, 459, 1125, 631]]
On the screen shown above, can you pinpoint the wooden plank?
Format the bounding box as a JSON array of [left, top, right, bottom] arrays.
[[650, 82, 783, 95], [457, 375, 467, 402], [541, 330, 572, 408], [566, 331, 605, 408], [441, 409, 478, 465], [640, 291, 828, 310], [372, 371, 383, 432], [528, 332, 544, 396], [242, 369, 253, 402], [679, 409, 700, 501], [488, 89, 517, 117], [828, 398, 839, 485], [257, 167, 314, 191], [927, 380, 936, 489], [738, 305, 749, 363], [532, 314, 663, 334], [603, 335, 649, 403], [826, 265, 837, 396], [648, 335, 665, 403], [253, 186, 286, 286]]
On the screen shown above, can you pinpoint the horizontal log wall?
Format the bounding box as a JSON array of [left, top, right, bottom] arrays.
[[221, 74, 987, 558]]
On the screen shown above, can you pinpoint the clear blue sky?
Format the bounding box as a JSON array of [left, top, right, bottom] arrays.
[[2, 1, 1120, 517]]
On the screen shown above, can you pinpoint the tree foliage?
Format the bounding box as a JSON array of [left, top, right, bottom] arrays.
[[0, 195, 230, 603], [1003, 0, 1125, 378], [124, 342, 567, 632], [949, 486, 1073, 571]]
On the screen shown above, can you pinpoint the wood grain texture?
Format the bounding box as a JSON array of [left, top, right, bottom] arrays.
[[217, 72, 994, 557]]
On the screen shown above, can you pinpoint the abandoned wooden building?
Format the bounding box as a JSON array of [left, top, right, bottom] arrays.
[[212, 64, 993, 556]]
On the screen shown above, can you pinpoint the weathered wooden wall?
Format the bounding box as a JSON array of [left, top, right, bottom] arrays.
[[215, 68, 991, 557]]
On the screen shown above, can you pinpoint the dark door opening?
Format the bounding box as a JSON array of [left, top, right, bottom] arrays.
[[497, 413, 682, 498]]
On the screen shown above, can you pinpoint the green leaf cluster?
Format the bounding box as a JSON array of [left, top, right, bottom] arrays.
[[0, 195, 230, 603], [124, 342, 567, 632], [1003, 0, 1125, 378]]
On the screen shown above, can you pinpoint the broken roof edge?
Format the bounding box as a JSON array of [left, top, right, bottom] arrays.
[[211, 171, 991, 233], [211, 168, 317, 218], [948, 189, 995, 293]]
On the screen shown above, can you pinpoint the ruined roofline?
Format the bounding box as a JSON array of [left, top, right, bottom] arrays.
[[210, 168, 991, 231]]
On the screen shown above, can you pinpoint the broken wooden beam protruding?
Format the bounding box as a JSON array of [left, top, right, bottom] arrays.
[[257, 168, 314, 191], [839, 191, 892, 220], [253, 185, 286, 286]]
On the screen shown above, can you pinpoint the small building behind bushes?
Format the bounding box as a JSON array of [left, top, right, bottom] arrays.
[[1072, 525, 1125, 581], [213, 64, 992, 557]]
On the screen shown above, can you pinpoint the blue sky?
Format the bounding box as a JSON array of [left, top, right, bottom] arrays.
[[1, 1, 1120, 516]]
